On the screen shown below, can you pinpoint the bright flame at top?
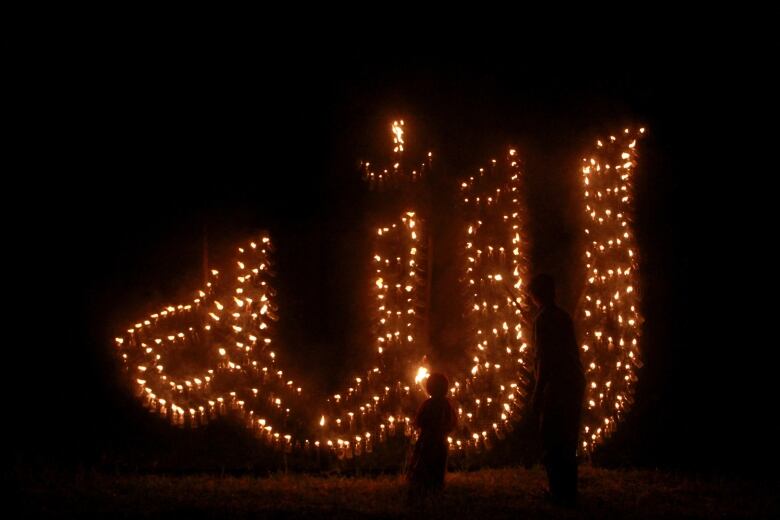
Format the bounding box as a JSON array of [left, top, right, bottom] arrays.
[[415, 366, 429, 384], [392, 120, 405, 153]]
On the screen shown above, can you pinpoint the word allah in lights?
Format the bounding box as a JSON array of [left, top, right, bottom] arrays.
[[115, 121, 644, 460]]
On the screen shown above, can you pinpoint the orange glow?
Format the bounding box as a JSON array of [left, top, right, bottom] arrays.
[[114, 122, 641, 458]]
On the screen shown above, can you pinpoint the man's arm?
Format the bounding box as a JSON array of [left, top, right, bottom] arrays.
[[531, 358, 546, 416], [413, 400, 429, 429], [564, 312, 584, 376], [530, 318, 547, 415], [447, 399, 458, 433]]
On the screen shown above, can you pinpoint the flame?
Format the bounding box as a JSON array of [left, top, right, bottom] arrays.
[[392, 120, 405, 152]]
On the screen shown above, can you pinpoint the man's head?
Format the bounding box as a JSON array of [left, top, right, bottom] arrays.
[[529, 273, 556, 307]]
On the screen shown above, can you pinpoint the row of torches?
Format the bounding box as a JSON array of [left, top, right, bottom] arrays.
[[115, 121, 643, 458]]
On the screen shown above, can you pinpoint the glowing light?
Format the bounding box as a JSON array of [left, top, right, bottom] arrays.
[[363, 119, 431, 188], [114, 121, 638, 460], [579, 127, 644, 452], [392, 120, 405, 152], [415, 366, 429, 384]]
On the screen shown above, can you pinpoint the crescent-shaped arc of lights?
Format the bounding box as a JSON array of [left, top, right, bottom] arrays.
[[115, 237, 305, 451], [579, 127, 645, 452]]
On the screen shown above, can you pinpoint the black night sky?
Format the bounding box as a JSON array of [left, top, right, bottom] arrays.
[[12, 42, 773, 479]]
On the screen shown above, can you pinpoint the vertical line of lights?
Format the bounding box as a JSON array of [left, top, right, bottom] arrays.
[[452, 148, 532, 452], [579, 127, 645, 452]]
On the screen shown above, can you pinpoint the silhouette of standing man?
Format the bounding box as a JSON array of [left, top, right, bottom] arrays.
[[528, 274, 585, 506]]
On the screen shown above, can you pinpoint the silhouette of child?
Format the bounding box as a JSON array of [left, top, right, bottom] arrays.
[[407, 372, 458, 500]]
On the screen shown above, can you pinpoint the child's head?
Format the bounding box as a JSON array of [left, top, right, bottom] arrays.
[[529, 273, 556, 307], [425, 372, 449, 398]]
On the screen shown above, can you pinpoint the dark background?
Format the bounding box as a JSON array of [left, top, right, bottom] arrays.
[[11, 43, 771, 476]]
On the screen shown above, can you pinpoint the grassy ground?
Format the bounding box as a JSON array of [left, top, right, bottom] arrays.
[[13, 465, 779, 519]]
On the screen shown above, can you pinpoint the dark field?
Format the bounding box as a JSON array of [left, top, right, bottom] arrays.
[[13, 466, 778, 519]]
